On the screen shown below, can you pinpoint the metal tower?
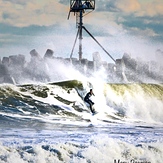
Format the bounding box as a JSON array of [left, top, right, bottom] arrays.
[[68, 0, 115, 62]]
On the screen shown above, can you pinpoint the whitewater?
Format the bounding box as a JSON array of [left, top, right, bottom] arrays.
[[0, 70, 163, 163]]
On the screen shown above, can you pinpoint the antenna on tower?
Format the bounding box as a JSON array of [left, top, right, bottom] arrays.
[[68, 0, 115, 62]]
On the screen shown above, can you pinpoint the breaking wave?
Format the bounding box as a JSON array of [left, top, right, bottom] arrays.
[[0, 80, 163, 126]]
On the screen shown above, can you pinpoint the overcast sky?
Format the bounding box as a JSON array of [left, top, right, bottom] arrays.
[[0, 0, 163, 62]]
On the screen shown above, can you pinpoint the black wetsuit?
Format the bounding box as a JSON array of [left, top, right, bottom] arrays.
[[84, 92, 95, 113]]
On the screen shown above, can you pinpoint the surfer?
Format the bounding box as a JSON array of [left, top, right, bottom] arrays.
[[84, 89, 95, 113]]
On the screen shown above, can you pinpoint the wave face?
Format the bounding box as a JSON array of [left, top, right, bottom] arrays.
[[0, 80, 163, 163], [0, 80, 163, 125]]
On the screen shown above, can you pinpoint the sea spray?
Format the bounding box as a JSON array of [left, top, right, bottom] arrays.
[[105, 83, 163, 123]]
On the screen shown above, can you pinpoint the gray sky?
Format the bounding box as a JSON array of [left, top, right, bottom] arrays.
[[0, 0, 163, 62]]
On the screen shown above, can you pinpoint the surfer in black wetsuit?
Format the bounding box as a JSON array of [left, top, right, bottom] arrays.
[[84, 89, 95, 113]]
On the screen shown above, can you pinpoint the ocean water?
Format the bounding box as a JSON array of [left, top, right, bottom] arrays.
[[0, 79, 163, 163]]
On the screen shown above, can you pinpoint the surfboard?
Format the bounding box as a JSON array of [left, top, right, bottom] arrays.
[[92, 111, 98, 116]]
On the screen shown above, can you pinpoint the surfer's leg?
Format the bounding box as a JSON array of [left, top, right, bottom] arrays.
[[89, 103, 95, 113], [91, 101, 94, 105], [85, 99, 95, 113], [89, 100, 95, 113]]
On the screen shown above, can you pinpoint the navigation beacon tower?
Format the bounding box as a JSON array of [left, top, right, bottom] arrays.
[[68, 0, 115, 63]]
